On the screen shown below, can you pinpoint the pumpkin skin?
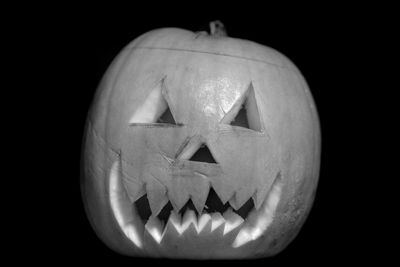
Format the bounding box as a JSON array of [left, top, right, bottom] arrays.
[[81, 26, 321, 259]]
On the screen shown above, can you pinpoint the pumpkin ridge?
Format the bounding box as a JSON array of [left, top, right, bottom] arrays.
[[88, 122, 120, 158], [132, 46, 293, 70]]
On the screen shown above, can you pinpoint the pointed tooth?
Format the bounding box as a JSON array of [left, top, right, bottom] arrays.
[[169, 174, 209, 214], [197, 213, 211, 234], [122, 224, 143, 248], [123, 178, 145, 203], [243, 205, 259, 228], [121, 159, 146, 201], [254, 185, 270, 210], [222, 207, 234, 218], [169, 210, 181, 224], [231, 211, 261, 247], [210, 175, 236, 204], [146, 215, 165, 231], [233, 221, 264, 248], [168, 179, 191, 211], [146, 179, 168, 216], [235, 185, 256, 210], [223, 208, 244, 235], [232, 228, 253, 248], [210, 212, 225, 232], [182, 210, 197, 233], [190, 180, 210, 214], [168, 210, 184, 235], [145, 216, 164, 244], [228, 194, 240, 210], [167, 191, 189, 212]]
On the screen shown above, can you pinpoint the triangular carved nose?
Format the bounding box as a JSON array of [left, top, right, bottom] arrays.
[[221, 82, 263, 132], [176, 137, 218, 164], [189, 144, 217, 163]]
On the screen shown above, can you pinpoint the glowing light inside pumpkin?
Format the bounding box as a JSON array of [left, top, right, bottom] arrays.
[[211, 212, 225, 232], [128, 82, 166, 124], [109, 161, 142, 248], [223, 211, 244, 235], [145, 225, 163, 244], [233, 176, 282, 248]]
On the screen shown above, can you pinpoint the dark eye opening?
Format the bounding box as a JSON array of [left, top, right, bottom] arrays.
[[229, 83, 262, 132]]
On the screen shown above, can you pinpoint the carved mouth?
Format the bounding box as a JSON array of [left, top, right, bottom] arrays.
[[135, 185, 254, 242], [109, 158, 282, 249]]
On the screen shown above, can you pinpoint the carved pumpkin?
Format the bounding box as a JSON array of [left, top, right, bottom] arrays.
[[81, 22, 321, 259]]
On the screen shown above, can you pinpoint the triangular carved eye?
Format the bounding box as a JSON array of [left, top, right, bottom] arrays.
[[230, 104, 250, 129], [129, 79, 180, 126], [156, 106, 177, 125], [223, 83, 262, 132]]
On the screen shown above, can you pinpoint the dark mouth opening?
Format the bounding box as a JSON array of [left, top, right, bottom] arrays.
[[134, 187, 255, 226]]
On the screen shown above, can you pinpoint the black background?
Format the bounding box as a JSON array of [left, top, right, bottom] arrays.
[[16, 4, 387, 265]]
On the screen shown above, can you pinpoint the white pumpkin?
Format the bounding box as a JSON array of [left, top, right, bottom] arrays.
[[81, 21, 320, 259]]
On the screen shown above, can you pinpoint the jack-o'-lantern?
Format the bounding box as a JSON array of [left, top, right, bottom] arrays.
[[81, 21, 321, 259]]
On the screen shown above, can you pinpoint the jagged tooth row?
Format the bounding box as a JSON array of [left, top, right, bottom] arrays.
[[168, 210, 217, 236], [144, 209, 245, 244], [126, 170, 264, 220], [145, 178, 257, 217], [124, 166, 263, 217]]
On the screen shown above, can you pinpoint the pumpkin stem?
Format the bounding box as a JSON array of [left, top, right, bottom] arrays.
[[209, 21, 227, 37]]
